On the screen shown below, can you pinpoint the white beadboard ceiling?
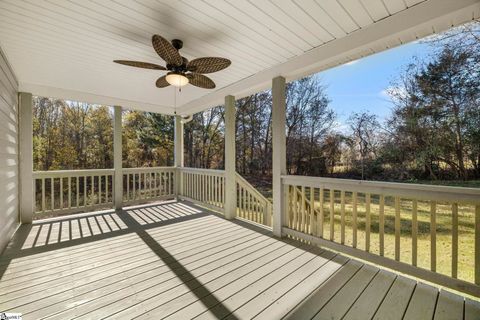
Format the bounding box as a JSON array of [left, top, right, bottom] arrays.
[[0, 0, 479, 115]]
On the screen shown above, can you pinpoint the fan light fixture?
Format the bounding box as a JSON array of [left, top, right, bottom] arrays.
[[166, 73, 189, 87], [114, 35, 231, 89]]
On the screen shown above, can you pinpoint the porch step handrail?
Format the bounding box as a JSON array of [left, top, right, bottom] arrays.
[[235, 172, 272, 226], [281, 174, 480, 297]]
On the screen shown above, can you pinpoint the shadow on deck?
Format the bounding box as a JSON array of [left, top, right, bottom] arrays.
[[0, 201, 478, 319]]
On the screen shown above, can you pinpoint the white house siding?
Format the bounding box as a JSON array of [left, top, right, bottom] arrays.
[[0, 47, 19, 253]]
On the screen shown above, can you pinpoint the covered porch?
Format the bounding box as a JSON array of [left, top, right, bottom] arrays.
[[1, 0, 480, 319], [2, 200, 479, 319]]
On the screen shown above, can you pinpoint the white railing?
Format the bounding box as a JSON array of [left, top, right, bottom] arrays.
[[179, 167, 225, 212], [236, 173, 272, 226], [282, 175, 480, 297], [123, 167, 176, 205], [33, 169, 115, 217]]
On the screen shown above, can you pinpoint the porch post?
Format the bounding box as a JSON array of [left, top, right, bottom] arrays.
[[113, 106, 123, 210], [272, 76, 286, 237], [174, 115, 184, 197], [19, 92, 33, 223], [224, 95, 236, 220]]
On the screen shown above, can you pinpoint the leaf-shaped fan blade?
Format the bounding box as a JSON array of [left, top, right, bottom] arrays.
[[156, 76, 170, 88], [113, 60, 166, 70], [152, 34, 182, 66], [187, 57, 231, 74], [187, 73, 216, 89]]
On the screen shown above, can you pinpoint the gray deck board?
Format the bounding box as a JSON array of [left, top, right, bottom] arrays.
[[403, 282, 439, 320], [0, 201, 478, 320]]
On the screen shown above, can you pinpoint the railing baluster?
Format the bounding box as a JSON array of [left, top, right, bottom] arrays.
[[192, 173, 195, 199], [340, 190, 345, 244], [68, 177, 71, 209], [60, 177, 63, 210], [301, 186, 306, 233], [214, 175, 217, 206], [431, 201, 437, 272], [476, 205, 480, 285], [59, 177, 63, 210], [126, 173, 129, 201], [242, 187, 246, 218], [319, 187, 324, 238], [204, 174, 207, 203], [286, 188, 290, 227], [352, 192, 357, 248], [150, 172, 153, 198], [395, 197, 400, 261], [91, 175, 95, 206], [198, 173, 201, 200], [143, 173, 146, 199], [51, 177, 54, 211], [207, 175, 210, 204], [83, 176, 87, 207], [133, 174, 136, 200], [195, 173, 198, 200], [204, 173, 208, 201], [452, 203, 458, 278], [41, 178, 45, 213], [412, 199, 417, 266], [76, 176, 79, 207], [310, 187, 315, 235], [187, 173, 190, 198], [379, 195, 385, 256], [330, 189, 335, 241], [293, 186, 297, 229], [99, 174, 102, 204], [365, 193, 371, 252], [247, 191, 251, 221], [105, 175, 108, 203], [251, 192, 255, 221]]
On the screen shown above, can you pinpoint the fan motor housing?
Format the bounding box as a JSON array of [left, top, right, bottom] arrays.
[[171, 39, 183, 50]]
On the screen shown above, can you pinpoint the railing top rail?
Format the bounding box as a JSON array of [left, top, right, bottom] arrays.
[[33, 169, 115, 177], [122, 166, 175, 173], [236, 173, 270, 204], [282, 175, 480, 203], [179, 167, 225, 175]]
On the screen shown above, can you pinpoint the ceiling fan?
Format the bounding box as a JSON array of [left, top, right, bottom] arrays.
[[114, 34, 231, 89]]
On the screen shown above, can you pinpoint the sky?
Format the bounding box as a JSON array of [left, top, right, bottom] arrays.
[[316, 40, 434, 132]]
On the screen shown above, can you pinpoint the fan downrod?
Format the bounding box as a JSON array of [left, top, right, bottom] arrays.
[[171, 39, 183, 50]]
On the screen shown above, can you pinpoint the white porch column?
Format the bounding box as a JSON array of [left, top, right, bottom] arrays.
[[174, 115, 184, 196], [272, 76, 287, 237], [19, 92, 33, 223], [224, 95, 236, 220], [113, 106, 123, 210]]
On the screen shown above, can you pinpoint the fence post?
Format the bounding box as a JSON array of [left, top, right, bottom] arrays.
[[19, 92, 33, 223], [113, 106, 123, 210], [272, 76, 286, 237], [224, 95, 236, 220]]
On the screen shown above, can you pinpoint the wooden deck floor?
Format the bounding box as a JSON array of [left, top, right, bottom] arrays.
[[1, 201, 479, 320]]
